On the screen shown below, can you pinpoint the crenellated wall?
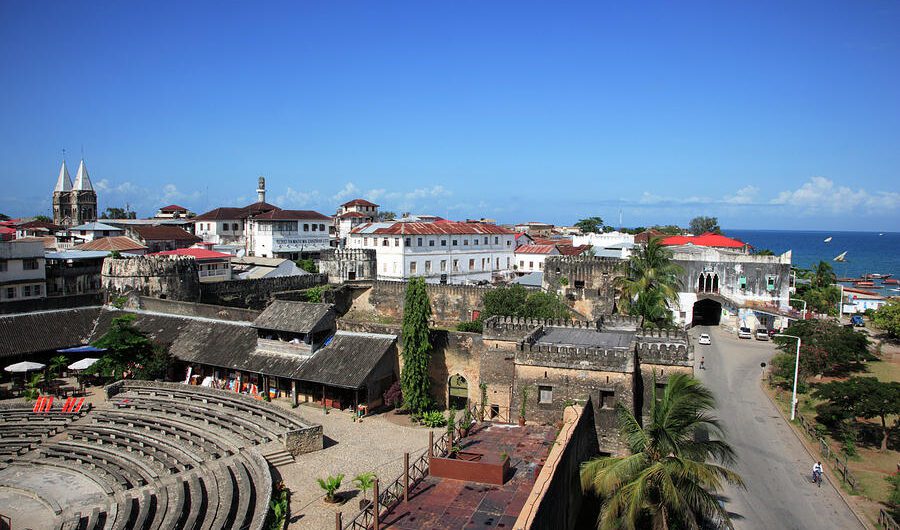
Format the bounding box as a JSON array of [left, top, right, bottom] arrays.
[[102, 256, 200, 301], [542, 256, 623, 319], [481, 315, 597, 341], [515, 342, 634, 373]]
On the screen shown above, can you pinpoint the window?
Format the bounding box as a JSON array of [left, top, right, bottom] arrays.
[[520, 260, 525, 268], [440, 260, 447, 272], [538, 262, 543, 270], [23, 285, 31, 297], [538, 385, 553, 404], [453, 259, 459, 272], [452, 240, 458, 246], [319, 224, 325, 231], [394, 238, 400, 247], [303, 224, 309, 231], [382, 238, 389, 247], [429, 239, 435, 247], [5, 287, 14, 299], [425, 261, 432, 273], [364, 237, 368, 246], [529, 261, 533, 269], [312, 224, 317, 231], [463, 239, 468, 246], [0, 261, 6, 272], [599, 390, 615, 409], [405, 237, 411, 246], [495, 258, 500, 268], [506, 240, 511, 246], [494, 237, 499, 244], [766, 275, 776, 291], [409, 261, 417, 274], [506, 258, 510, 268], [738, 275, 747, 289], [222, 223, 228, 231], [441, 240, 447, 247], [417, 238, 422, 246], [484, 237, 488, 245], [469, 259, 475, 270], [23, 259, 38, 270], [232, 223, 238, 231], [34, 284, 41, 296]]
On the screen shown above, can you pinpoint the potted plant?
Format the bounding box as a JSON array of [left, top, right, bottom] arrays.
[[316, 474, 344, 504], [518, 387, 529, 427], [446, 409, 457, 441], [478, 383, 487, 422], [461, 406, 473, 437], [352, 472, 377, 510]]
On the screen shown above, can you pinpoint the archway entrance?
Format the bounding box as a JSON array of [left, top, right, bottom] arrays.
[[448, 374, 469, 410], [692, 298, 722, 326]]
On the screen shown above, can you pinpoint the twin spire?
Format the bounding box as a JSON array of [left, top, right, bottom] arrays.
[[55, 160, 93, 192]]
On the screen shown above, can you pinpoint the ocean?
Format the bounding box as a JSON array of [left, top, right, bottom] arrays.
[[726, 229, 900, 293]]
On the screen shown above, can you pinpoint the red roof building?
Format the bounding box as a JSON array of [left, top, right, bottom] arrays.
[[129, 225, 202, 253], [660, 232, 749, 251], [75, 236, 148, 254], [351, 221, 513, 236], [149, 248, 233, 282], [341, 198, 379, 208]]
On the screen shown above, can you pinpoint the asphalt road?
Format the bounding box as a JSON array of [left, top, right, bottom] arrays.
[[691, 326, 863, 530]]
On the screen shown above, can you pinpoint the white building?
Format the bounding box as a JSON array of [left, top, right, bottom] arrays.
[[334, 198, 379, 247], [572, 231, 635, 249], [67, 221, 124, 243], [515, 244, 561, 273], [0, 239, 47, 303], [248, 209, 332, 259], [348, 221, 516, 284]]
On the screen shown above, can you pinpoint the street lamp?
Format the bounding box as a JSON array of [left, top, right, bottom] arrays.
[[789, 297, 807, 319], [774, 333, 802, 420]]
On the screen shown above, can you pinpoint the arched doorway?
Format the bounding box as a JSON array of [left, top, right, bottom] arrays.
[[692, 298, 722, 326], [448, 374, 469, 410]]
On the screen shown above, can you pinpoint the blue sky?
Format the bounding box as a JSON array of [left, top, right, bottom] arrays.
[[1, 1, 898, 230]]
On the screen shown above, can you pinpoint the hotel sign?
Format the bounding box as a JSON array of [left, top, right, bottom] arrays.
[[274, 237, 329, 251]]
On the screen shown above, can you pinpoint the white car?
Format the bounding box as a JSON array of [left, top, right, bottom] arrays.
[[738, 327, 753, 339], [698, 333, 711, 345]]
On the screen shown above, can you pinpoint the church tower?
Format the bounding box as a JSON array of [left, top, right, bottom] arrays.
[[71, 160, 98, 225], [52, 161, 73, 225]]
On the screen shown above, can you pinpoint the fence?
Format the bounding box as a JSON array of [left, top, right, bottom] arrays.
[[343, 429, 452, 530], [794, 410, 860, 491], [879, 508, 900, 530]]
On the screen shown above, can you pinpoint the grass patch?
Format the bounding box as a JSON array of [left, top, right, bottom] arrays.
[[865, 358, 900, 383]]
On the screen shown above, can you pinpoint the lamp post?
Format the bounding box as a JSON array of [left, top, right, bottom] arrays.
[[790, 297, 807, 319], [774, 333, 802, 420]]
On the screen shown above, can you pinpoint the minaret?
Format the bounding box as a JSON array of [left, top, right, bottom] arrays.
[[53, 161, 73, 225], [71, 160, 98, 225], [257, 176, 266, 203]]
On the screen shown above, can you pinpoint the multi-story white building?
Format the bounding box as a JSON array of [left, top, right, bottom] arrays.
[[0, 239, 47, 303], [248, 210, 332, 259], [67, 222, 124, 243], [334, 198, 379, 247], [347, 221, 516, 284], [572, 231, 635, 249]]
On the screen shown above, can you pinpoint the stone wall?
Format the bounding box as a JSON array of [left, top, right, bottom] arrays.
[[133, 296, 260, 322], [0, 292, 102, 315], [102, 256, 200, 301], [514, 402, 599, 530], [542, 256, 623, 320], [317, 248, 376, 283], [515, 343, 634, 373], [284, 425, 325, 456], [353, 280, 489, 326], [482, 315, 597, 342], [199, 273, 327, 309]]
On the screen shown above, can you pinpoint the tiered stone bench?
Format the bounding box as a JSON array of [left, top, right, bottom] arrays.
[[0, 380, 320, 530]]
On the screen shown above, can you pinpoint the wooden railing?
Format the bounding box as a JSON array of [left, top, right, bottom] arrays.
[[879, 508, 900, 530], [794, 410, 860, 491]]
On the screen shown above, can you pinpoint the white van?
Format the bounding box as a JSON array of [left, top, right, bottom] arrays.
[[738, 327, 752, 339]]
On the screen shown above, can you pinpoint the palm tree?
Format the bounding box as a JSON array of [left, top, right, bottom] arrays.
[[616, 238, 683, 327], [49, 355, 68, 377], [317, 474, 344, 503], [580, 373, 743, 530], [812, 260, 836, 289], [352, 472, 377, 509]]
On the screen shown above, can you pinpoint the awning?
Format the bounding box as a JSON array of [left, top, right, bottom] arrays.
[[57, 345, 107, 354], [4, 361, 46, 373], [68, 358, 100, 371]]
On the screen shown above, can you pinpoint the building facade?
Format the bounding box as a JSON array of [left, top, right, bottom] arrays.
[[248, 210, 332, 259], [347, 221, 516, 284], [0, 240, 47, 302], [52, 160, 97, 227]]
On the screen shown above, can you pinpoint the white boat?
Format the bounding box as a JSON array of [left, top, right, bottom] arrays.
[[824, 236, 832, 243], [833, 251, 848, 262]]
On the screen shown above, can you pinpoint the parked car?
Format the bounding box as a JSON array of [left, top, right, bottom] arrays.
[[851, 315, 865, 327], [768, 328, 780, 338], [738, 327, 752, 339], [755, 328, 770, 341], [698, 333, 711, 345]]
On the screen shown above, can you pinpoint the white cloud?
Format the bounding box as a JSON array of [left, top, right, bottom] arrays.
[[275, 187, 321, 208], [332, 182, 360, 201], [724, 185, 759, 205], [771, 177, 900, 214]]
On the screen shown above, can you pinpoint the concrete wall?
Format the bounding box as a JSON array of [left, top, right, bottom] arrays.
[[199, 273, 327, 309], [352, 280, 489, 326], [515, 402, 600, 530]]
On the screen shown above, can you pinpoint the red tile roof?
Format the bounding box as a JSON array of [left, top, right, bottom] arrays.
[[16, 220, 64, 231], [131, 225, 201, 242], [75, 236, 147, 252], [253, 209, 331, 221], [158, 204, 189, 212], [150, 248, 232, 259], [660, 232, 748, 249], [352, 221, 514, 236], [338, 211, 367, 219], [515, 244, 557, 255], [342, 198, 379, 207], [193, 201, 279, 221], [533, 237, 571, 246], [558, 244, 591, 256]]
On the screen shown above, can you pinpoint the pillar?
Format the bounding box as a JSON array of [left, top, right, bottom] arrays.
[[373, 478, 380, 530], [291, 380, 298, 407], [403, 452, 409, 503]]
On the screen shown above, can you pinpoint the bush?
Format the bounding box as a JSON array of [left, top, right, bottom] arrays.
[[456, 320, 483, 333], [872, 299, 900, 338], [265, 481, 290, 530], [887, 474, 900, 520], [420, 410, 447, 428], [382, 381, 402, 409]]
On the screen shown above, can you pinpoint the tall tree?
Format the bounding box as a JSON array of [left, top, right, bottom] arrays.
[[377, 211, 396, 221], [0, 213, 9, 221], [34, 215, 52, 223], [616, 238, 683, 327], [811, 260, 836, 289], [101, 207, 136, 219], [90, 314, 169, 380], [575, 216, 604, 234], [688, 216, 720, 235], [814, 377, 900, 451], [872, 299, 900, 338], [401, 277, 433, 414], [581, 373, 743, 529]]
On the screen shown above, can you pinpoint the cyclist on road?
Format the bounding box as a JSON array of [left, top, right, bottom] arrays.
[[812, 461, 824, 485]]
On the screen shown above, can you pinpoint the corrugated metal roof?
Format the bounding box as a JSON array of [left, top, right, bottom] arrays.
[[294, 331, 396, 388], [0, 308, 103, 359], [252, 301, 335, 334]]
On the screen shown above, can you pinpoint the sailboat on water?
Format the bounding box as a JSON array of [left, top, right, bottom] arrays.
[[824, 236, 832, 243], [833, 251, 847, 262]]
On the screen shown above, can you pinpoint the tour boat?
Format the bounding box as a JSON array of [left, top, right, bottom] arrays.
[[883, 279, 899, 285], [853, 281, 875, 287]]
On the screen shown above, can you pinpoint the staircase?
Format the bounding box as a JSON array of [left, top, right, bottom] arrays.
[[261, 446, 295, 467]]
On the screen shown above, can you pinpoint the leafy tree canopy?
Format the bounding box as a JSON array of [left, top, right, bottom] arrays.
[[482, 284, 569, 320], [34, 215, 52, 223], [100, 207, 136, 219], [752, 248, 775, 256], [872, 299, 900, 338], [773, 319, 872, 376], [688, 216, 721, 235], [0, 212, 9, 221], [400, 277, 433, 414], [377, 211, 396, 221], [814, 377, 900, 451], [575, 216, 604, 234], [616, 238, 683, 328], [295, 258, 318, 274], [89, 314, 169, 380]]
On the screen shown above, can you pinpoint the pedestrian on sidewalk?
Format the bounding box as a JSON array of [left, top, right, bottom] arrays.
[[700, 356, 705, 370]]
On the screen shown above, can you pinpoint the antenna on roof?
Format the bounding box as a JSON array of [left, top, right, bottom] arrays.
[[62, 148, 66, 161]]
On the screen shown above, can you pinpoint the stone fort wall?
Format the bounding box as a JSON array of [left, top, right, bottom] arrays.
[[542, 256, 622, 320], [353, 280, 488, 326], [317, 248, 376, 283], [199, 273, 327, 309], [102, 256, 200, 301]]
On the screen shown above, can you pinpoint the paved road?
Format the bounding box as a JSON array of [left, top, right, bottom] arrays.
[[691, 326, 863, 530]]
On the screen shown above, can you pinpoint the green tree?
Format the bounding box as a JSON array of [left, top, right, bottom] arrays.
[[811, 260, 836, 289], [616, 238, 683, 327], [773, 319, 872, 376], [580, 373, 743, 529], [295, 259, 318, 274], [872, 299, 900, 338], [752, 248, 775, 256], [377, 211, 396, 221], [481, 285, 569, 321], [100, 207, 136, 219], [796, 285, 840, 316], [23, 372, 45, 401], [814, 377, 900, 451], [401, 277, 433, 414], [575, 216, 604, 234], [49, 355, 69, 377], [0, 212, 9, 221], [90, 314, 169, 380], [688, 216, 720, 235], [34, 215, 53, 223]]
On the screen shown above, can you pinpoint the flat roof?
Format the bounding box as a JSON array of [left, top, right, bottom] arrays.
[[537, 327, 634, 349]]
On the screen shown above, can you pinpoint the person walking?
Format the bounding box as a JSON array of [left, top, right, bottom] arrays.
[[700, 356, 705, 370]]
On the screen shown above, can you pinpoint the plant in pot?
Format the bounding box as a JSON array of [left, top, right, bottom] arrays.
[[461, 405, 473, 437], [352, 472, 377, 510], [518, 387, 529, 427], [445, 409, 457, 441], [317, 473, 344, 504]]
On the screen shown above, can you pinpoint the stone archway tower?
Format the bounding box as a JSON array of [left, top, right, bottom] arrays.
[[71, 160, 98, 225]]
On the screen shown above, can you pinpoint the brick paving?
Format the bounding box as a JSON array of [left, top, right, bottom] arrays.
[[269, 400, 439, 530]]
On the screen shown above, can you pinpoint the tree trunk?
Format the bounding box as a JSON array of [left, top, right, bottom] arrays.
[[881, 415, 889, 452]]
